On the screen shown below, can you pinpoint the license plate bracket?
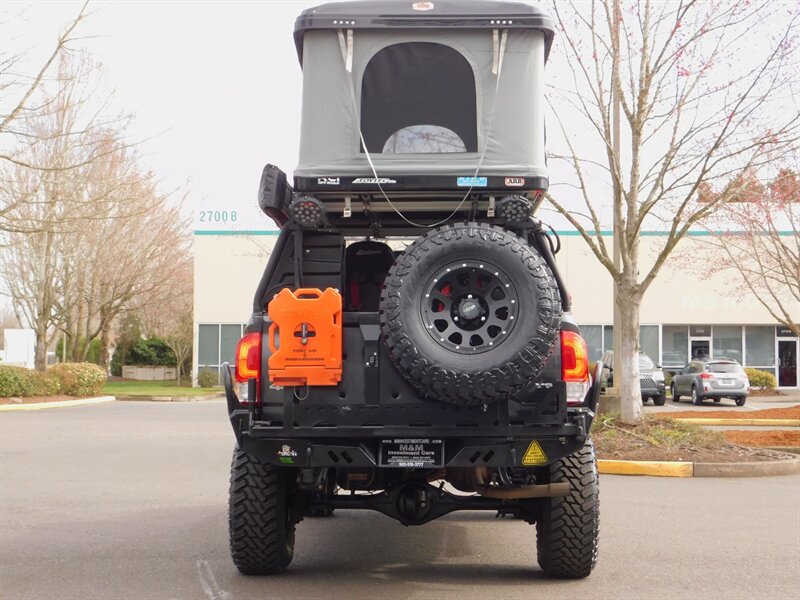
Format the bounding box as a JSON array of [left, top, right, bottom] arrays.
[[379, 438, 444, 467]]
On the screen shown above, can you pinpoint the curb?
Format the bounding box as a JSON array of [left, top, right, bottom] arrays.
[[598, 460, 692, 477], [0, 396, 115, 412], [673, 418, 800, 427], [599, 455, 800, 478], [115, 393, 224, 402]]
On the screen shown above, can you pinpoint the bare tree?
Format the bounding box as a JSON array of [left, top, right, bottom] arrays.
[[699, 168, 799, 336], [545, 0, 800, 423], [1, 49, 191, 370]]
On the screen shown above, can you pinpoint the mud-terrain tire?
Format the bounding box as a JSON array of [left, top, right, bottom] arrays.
[[380, 222, 561, 405], [536, 438, 599, 579], [229, 446, 296, 575]]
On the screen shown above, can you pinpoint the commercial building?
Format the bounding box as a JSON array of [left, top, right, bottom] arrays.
[[193, 230, 799, 390]]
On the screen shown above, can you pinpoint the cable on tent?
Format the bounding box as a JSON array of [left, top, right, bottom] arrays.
[[337, 28, 508, 229]]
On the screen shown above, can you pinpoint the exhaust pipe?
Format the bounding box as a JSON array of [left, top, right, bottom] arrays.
[[476, 482, 570, 499]]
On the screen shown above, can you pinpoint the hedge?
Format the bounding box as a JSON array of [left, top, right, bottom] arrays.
[[0, 366, 60, 397], [0, 363, 106, 398], [745, 367, 777, 390]]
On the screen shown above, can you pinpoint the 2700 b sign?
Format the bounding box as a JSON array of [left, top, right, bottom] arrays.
[[380, 438, 444, 467]]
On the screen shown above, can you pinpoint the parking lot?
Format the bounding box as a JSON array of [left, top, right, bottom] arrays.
[[1, 401, 799, 600]]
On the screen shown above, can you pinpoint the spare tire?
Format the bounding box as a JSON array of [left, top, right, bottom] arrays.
[[380, 222, 561, 405]]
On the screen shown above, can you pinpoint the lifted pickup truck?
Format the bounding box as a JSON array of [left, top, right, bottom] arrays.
[[223, 0, 601, 580]]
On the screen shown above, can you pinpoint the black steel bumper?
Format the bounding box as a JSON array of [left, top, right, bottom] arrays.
[[223, 362, 602, 469]]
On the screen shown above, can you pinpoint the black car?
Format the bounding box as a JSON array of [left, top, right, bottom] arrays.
[[599, 350, 667, 405]]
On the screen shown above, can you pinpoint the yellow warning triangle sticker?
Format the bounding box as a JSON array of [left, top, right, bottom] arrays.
[[522, 441, 548, 465]]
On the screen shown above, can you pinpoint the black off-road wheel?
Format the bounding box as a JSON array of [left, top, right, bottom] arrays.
[[229, 446, 296, 575], [536, 438, 599, 579], [380, 222, 561, 405]]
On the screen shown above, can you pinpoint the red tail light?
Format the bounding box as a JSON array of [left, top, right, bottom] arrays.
[[700, 372, 713, 380], [235, 332, 261, 383], [561, 331, 589, 382]]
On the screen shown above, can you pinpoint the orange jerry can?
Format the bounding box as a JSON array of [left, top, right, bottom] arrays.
[[267, 288, 343, 387]]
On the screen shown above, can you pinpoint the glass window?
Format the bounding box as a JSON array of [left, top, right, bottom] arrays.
[[198, 324, 219, 366], [361, 42, 477, 154], [603, 325, 614, 352], [707, 362, 743, 373], [220, 324, 243, 367], [638, 354, 655, 370], [640, 326, 659, 363], [713, 326, 742, 363], [581, 325, 603, 362], [662, 326, 688, 368], [383, 125, 467, 154], [746, 326, 775, 367]]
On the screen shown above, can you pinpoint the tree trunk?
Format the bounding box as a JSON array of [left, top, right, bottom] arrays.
[[98, 308, 111, 368], [617, 281, 644, 424], [34, 335, 47, 371]]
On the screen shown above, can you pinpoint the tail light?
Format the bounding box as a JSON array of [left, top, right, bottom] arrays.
[[562, 330, 589, 405], [235, 332, 261, 404], [700, 372, 713, 380]]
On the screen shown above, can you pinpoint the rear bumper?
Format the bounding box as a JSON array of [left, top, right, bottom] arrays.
[[223, 362, 603, 468]]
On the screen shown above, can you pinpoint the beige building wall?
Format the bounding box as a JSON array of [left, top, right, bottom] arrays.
[[193, 231, 798, 386]]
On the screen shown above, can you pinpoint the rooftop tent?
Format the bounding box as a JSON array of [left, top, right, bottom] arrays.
[[293, 1, 554, 181]]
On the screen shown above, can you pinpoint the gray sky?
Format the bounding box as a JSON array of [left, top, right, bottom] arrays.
[[3, 1, 795, 233], [3, 0, 321, 231]]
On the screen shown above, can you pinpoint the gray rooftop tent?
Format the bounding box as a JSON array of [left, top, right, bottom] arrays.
[[292, 0, 554, 196]]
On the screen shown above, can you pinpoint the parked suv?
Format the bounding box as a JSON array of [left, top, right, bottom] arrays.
[[221, 0, 602, 581], [671, 359, 749, 406], [599, 350, 667, 405]]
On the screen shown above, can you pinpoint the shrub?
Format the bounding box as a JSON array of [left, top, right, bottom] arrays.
[[48, 363, 107, 396], [128, 337, 176, 367], [0, 366, 60, 397], [197, 369, 218, 388], [745, 368, 776, 390]]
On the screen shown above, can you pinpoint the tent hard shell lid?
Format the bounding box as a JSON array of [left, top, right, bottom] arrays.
[[292, 0, 555, 197]]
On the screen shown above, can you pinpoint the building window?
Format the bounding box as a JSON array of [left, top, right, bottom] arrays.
[[582, 325, 603, 362], [662, 325, 688, 370], [603, 325, 613, 353], [197, 323, 247, 384], [745, 326, 775, 372], [639, 325, 660, 362], [713, 325, 743, 364], [360, 42, 477, 154]]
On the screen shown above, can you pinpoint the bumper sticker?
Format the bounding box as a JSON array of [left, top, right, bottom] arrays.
[[457, 176, 488, 187]]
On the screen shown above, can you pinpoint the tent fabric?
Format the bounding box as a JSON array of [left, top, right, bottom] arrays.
[[295, 28, 546, 178]]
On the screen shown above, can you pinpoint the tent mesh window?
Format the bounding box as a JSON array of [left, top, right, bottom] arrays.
[[360, 42, 477, 154]]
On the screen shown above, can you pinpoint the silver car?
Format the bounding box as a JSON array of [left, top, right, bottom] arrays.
[[670, 359, 750, 406]]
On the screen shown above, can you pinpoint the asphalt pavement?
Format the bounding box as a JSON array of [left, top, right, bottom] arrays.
[[1, 401, 799, 600]]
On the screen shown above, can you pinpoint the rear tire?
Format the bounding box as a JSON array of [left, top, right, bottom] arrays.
[[536, 438, 599, 579], [671, 385, 680, 402], [691, 386, 702, 406], [735, 397, 747, 406], [229, 446, 296, 575], [653, 394, 667, 406]]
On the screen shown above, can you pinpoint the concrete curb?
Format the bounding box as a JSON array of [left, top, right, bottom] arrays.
[[0, 396, 115, 412], [599, 455, 800, 478], [673, 418, 800, 427], [598, 460, 692, 477], [115, 393, 224, 402]]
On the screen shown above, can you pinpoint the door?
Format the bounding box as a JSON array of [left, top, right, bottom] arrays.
[[691, 339, 710, 360], [778, 340, 798, 387], [675, 364, 693, 394]]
